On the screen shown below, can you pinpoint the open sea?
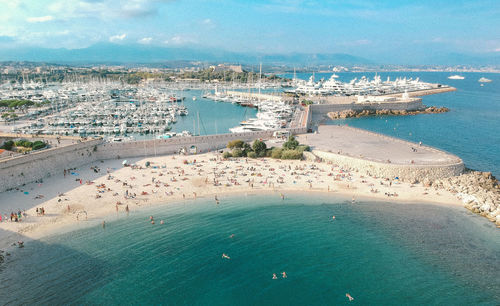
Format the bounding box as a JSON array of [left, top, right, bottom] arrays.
[[0, 194, 499, 305]]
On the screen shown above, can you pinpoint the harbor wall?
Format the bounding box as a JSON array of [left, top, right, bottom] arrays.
[[0, 139, 103, 192], [310, 149, 464, 182]]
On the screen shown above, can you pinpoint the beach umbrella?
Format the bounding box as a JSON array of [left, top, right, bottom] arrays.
[[122, 160, 128, 165]]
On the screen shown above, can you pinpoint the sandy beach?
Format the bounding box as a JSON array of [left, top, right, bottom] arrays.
[[0, 151, 465, 249]]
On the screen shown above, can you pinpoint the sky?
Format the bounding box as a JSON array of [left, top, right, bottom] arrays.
[[0, 0, 499, 62]]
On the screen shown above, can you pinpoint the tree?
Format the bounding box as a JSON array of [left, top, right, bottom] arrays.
[[283, 136, 299, 150], [227, 139, 245, 149], [252, 139, 267, 156]]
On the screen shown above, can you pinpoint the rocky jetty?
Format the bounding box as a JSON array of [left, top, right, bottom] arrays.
[[327, 106, 449, 119], [431, 170, 500, 226]]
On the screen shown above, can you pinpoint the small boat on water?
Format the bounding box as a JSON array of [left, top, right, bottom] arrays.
[[448, 75, 465, 80], [478, 77, 492, 83]]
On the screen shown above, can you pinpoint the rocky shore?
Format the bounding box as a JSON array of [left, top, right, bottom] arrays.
[[430, 170, 500, 226], [327, 106, 449, 119]]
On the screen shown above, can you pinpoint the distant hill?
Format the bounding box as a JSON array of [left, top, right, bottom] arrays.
[[0, 43, 497, 66], [0, 43, 372, 65]]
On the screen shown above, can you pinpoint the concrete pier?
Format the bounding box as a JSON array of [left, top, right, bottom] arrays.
[[297, 125, 464, 181]]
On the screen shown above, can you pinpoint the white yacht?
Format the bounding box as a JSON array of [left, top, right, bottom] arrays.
[[448, 75, 465, 80]]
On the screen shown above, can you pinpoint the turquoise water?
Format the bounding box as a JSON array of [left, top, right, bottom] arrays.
[[1, 194, 499, 305], [286, 72, 500, 177]]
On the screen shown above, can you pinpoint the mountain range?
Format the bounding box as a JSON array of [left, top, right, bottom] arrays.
[[0, 43, 497, 66]]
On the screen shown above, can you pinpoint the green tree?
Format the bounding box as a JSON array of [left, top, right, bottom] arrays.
[[227, 139, 245, 149], [252, 139, 267, 157], [283, 136, 299, 150]]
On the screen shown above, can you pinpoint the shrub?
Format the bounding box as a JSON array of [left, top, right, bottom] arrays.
[[222, 151, 232, 159], [271, 148, 283, 159], [15, 139, 33, 148], [232, 148, 243, 158], [32, 141, 46, 150], [296, 145, 310, 153], [1, 140, 14, 150], [265, 149, 273, 157], [247, 151, 257, 158], [252, 139, 267, 155], [227, 139, 245, 149], [281, 149, 303, 160], [283, 136, 299, 150]]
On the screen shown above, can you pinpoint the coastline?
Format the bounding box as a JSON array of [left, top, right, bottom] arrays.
[[0, 151, 477, 250]]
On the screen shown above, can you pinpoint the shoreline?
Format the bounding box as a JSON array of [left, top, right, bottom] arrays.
[[0, 151, 486, 251]]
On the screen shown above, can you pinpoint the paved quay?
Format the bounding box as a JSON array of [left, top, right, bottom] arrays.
[[297, 125, 462, 166]]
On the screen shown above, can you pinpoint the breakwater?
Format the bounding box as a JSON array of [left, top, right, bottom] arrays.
[[308, 149, 464, 182]]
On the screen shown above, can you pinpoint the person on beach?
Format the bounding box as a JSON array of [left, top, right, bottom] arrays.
[[102, 221, 105, 229], [125, 205, 129, 214], [280, 193, 285, 200]]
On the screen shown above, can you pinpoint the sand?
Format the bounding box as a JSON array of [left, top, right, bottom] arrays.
[[0, 152, 464, 249]]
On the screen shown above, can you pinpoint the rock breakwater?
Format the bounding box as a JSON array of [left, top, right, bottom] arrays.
[[327, 106, 449, 119], [431, 170, 500, 226]]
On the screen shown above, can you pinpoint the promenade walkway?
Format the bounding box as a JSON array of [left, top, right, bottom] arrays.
[[297, 125, 462, 166]]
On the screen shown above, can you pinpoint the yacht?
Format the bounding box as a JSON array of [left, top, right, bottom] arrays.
[[448, 75, 465, 80], [478, 77, 492, 83]]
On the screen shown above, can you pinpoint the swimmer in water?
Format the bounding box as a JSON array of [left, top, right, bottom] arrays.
[[102, 221, 106, 229], [281, 272, 287, 278], [229, 234, 235, 238], [160, 220, 164, 224], [151, 220, 155, 224], [222, 253, 230, 259], [346, 293, 354, 301], [332, 216, 336, 220], [351, 196, 355, 204], [272, 273, 278, 279], [280, 193, 284, 200]]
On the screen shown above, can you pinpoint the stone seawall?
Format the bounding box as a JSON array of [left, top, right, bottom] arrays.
[[0, 128, 307, 192], [0, 139, 103, 192], [95, 130, 278, 160], [310, 150, 464, 182]]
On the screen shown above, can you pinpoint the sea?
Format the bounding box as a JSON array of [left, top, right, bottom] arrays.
[[0, 194, 499, 305], [0, 72, 499, 305]]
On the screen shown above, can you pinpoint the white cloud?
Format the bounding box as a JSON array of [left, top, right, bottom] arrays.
[[138, 37, 153, 44], [26, 15, 54, 23], [47, 0, 168, 20], [167, 34, 196, 45], [109, 33, 127, 42]]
